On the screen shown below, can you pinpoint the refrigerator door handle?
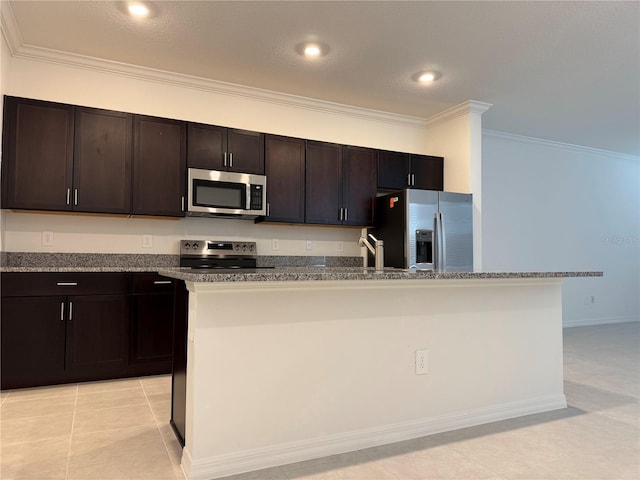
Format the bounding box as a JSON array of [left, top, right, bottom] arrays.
[[433, 213, 439, 271], [434, 212, 445, 273], [439, 212, 446, 272]]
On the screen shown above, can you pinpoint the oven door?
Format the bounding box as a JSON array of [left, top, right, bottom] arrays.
[[187, 168, 266, 217]]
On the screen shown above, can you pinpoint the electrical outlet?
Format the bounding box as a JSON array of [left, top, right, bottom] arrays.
[[142, 234, 153, 248], [336, 241, 344, 253], [415, 350, 429, 375], [42, 231, 54, 246], [272, 239, 280, 251], [306, 240, 313, 251], [591, 295, 595, 304]]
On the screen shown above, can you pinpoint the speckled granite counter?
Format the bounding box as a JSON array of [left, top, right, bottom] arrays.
[[159, 266, 603, 283], [0, 253, 363, 273], [0, 253, 179, 272]]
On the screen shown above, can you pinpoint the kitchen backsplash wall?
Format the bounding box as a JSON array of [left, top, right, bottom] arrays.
[[2, 211, 363, 256]]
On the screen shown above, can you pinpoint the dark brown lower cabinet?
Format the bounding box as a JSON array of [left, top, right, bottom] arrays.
[[130, 273, 174, 372], [0, 272, 174, 390], [1, 296, 67, 388], [66, 295, 130, 378], [170, 279, 189, 447]]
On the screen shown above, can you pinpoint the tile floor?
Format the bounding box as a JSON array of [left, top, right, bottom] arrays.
[[1, 322, 638, 480]]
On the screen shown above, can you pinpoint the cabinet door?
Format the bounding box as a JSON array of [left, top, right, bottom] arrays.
[[411, 154, 444, 191], [187, 123, 226, 170], [1, 97, 74, 211], [74, 108, 133, 214], [131, 293, 174, 364], [133, 116, 186, 216], [66, 295, 130, 377], [227, 129, 265, 174], [377, 150, 410, 190], [1, 296, 67, 389], [342, 146, 377, 226], [264, 135, 305, 223], [305, 141, 341, 225]]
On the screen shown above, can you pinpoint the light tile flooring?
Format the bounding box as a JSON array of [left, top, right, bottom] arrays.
[[1, 322, 638, 480]]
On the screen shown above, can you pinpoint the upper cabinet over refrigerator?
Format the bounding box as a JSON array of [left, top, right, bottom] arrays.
[[374, 189, 473, 272]]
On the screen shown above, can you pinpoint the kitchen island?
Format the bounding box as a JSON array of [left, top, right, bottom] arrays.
[[158, 268, 602, 480]]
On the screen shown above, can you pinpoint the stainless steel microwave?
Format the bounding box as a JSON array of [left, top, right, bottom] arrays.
[[186, 168, 267, 219]]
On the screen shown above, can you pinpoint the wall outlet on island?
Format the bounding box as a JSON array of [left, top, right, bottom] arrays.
[[415, 350, 429, 375], [272, 239, 280, 251], [142, 234, 153, 248], [306, 240, 313, 251], [336, 241, 344, 253]]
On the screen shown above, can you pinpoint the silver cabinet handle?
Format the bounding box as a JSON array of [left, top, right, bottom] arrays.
[[74, 189, 78, 206], [339, 208, 343, 221], [229, 152, 233, 168], [223, 152, 228, 167], [69, 301, 73, 321], [344, 208, 348, 221], [66, 188, 71, 205], [56, 282, 78, 286], [153, 280, 172, 285], [60, 302, 65, 321], [266, 202, 270, 217], [407, 173, 412, 186], [181, 196, 185, 211], [411, 174, 415, 186]]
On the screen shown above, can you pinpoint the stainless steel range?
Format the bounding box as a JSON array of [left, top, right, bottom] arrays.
[[179, 240, 263, 270]]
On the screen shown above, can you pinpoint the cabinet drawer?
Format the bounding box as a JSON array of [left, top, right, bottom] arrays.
[[132, 273, 174, 294], [1, 273, 131, 297]]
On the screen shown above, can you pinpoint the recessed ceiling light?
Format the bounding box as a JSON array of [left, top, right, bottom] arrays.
[[412, 70, 441, 84], [128, 2, 150, 18], [304, 44, 322, 57], [295, 41, 330, 58]]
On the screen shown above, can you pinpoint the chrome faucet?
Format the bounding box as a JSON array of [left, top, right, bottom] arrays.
[[359, 233, 384, 272]]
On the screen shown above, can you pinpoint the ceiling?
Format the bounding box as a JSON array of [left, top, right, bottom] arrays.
[[4, 1, 639, 156]]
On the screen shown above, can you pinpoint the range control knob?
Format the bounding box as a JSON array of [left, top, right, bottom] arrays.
[[184, 243, 191, 249], [235, 244, 240, 251], [249, 244, 254, 251], [192, 243, 199, 250], [242, 244, 247, 251]]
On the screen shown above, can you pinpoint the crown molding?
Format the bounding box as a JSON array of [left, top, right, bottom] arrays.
[[425, 100, 493, 128], [483, 129, 640, 161], [1, 1, 22, 55], [0, 3, 429, 130]]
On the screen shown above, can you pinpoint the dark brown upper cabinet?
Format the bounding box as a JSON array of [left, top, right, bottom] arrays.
[[187, 123, 264, 175], [377, 150, 444, 191], [263, 135, 305, 223], [2, 97, 74, 211], [133, 115, 186, 217], [1, 98, 133, 214], [305, 141, 376, 226], [341, 146, 377, 226], [73, 107, 133, 214]]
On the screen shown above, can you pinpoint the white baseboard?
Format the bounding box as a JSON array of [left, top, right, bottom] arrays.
[[563, 316, 640, 328], [182, 394, 567, 480]]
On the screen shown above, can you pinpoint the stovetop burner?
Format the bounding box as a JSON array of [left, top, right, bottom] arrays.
[[179, 240, 260, 269]]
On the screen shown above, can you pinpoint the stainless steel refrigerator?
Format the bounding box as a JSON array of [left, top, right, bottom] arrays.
[[373, 189, 473, 272]]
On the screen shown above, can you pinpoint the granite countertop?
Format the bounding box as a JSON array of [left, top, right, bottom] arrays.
[[157, 266, 603, 283], [0, 252, 603, 280]]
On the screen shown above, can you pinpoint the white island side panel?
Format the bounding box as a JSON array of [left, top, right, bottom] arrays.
[[182, 278, 565, 479]]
